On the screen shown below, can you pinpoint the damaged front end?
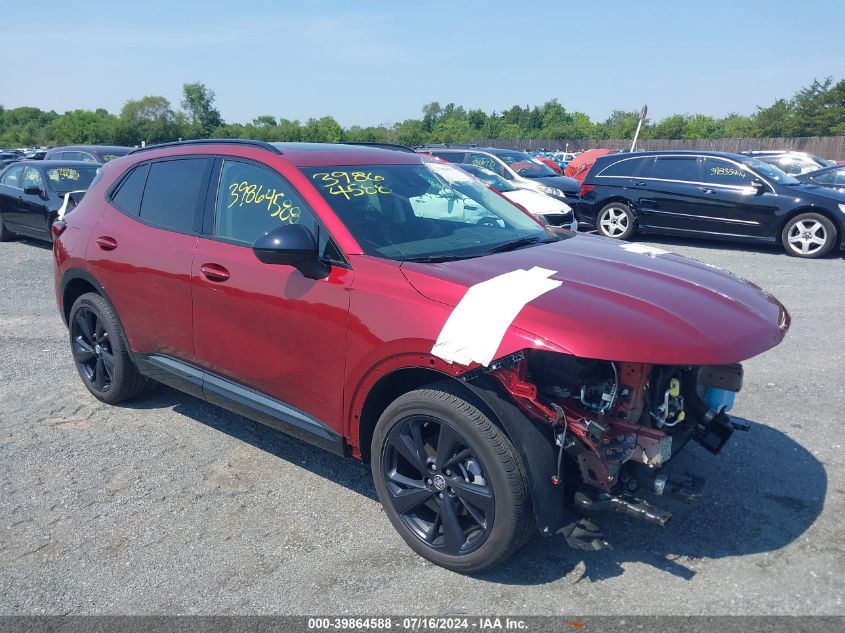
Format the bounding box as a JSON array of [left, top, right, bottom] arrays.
[[465, 349, 750, 537]]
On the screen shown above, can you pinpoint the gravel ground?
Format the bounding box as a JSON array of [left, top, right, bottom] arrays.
[[0, 235, 843, 616]]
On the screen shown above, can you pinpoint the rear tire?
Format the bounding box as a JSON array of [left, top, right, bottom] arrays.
[[0, 214, 15, 241], [372, 382, 532, 573], [68, 293, 148, 404], [596, 202, 635, 240], [781, 212, 836, 258]]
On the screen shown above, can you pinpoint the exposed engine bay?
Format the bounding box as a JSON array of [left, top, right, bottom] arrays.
[[483, 350, 748, 527]]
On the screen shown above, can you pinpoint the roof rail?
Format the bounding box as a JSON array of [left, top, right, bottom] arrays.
[[128, 139, 283, 155], [341, 141, 416, 153]]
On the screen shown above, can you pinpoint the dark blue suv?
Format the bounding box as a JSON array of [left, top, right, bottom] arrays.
[[577, 150, 845, 258]]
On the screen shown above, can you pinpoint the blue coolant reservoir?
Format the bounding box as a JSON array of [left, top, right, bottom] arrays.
[[704, 387, 736, 413]]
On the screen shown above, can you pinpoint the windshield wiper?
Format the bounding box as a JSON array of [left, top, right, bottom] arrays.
[[400, 254, 478, 263], [483, 236, 547, 255]]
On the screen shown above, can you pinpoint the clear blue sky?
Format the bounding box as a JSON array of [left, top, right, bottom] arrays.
[[2, 0, 843, 126]]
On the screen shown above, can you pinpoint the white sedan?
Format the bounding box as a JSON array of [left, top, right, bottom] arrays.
[[458, 163, 577, 230]]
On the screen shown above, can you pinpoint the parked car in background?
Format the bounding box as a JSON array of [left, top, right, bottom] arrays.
[[577, 150, 845, 258], [53, 139, 788, 572], [0, 152, 22, 169], [45, 145, 131, 164], [796, 164, 845, 192], [24, 148, 48, 160], [0, 160, 100, 242], [740, 150, 836, 175], [564, 148, 618, 182], [531, 154, 564, 174], [458, 162, 576, 229], [416, 145, 581, 206]]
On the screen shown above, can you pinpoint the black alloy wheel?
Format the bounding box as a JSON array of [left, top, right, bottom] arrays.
[[381, 415, 495, 556], [71, 306, 115, 392], [68, 293, 148, 403]]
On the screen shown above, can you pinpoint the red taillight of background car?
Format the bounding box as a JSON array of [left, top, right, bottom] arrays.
[[579, 183, 595, 197]]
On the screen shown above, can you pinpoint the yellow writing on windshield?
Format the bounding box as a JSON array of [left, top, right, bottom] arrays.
[[227, 180, 300, 223], [311, 171, 392, 200], [49, 168, 80, 180]]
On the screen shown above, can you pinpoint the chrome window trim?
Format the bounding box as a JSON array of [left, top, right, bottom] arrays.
[[596, 154, 775, 193], [647, 209, 760, 225]]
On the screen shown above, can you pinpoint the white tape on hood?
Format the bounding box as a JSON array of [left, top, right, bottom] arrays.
[[431, 266, 562, 367], [619, 243, 670, 257]]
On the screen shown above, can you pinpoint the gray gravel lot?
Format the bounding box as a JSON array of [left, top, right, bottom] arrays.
[[0, 236, 843, 616]]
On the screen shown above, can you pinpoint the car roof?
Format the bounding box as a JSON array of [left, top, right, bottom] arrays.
[[418, 145, 524, 156], [49, 145, 130, 152], [38, 159, 103, 167], [269, 142, 423, 166], [596, 149, 752, 161]]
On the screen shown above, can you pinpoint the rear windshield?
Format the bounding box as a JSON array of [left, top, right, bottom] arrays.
[[46, 166, 100, 193]]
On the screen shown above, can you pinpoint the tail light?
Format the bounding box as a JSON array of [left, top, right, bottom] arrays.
[[52, 220, 67, 237], [579, 183, 595, 197]]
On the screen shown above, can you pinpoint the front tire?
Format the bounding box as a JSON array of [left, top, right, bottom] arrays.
[[68, 293, 148, 404], [596, 202, 635, 240], [781, 212, 836, 258], [372, 383, 532, 573]]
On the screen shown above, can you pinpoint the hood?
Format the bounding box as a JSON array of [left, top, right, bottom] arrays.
[[529, 175, 581, 193], [789, 182, 845, 203], [401, 234, 788, 366], [502, 189, 570, 215]]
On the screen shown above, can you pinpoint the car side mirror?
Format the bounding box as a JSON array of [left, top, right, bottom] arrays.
[[24, 185, 45, 198], [750, 179, 766, 195], [252, 223, 330, 280]]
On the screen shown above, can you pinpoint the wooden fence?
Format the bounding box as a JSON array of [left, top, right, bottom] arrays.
[[469, 137, 845, 160]]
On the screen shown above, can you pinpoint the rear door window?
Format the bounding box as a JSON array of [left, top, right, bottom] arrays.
[[62, 151, 84, 161], [139, 158, 209, 233], [703, 158, 754, 187], [651, 156, 702, 182]]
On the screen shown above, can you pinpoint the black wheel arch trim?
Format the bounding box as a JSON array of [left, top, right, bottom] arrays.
[[59, 268, 116, 326], [460, 374, 575, 536]]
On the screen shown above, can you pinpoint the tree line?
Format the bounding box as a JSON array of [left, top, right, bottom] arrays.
[[1, 77, 842, 149]]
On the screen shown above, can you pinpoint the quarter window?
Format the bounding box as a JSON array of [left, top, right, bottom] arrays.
[[139, 158, 208, 232], [2, 165, 25, 188], [111, 164, 150, 216], [651, 156, 702, 182], [599, 157, 649, 178], [431, 151, 466, 165], [703, 159, 752, 187]]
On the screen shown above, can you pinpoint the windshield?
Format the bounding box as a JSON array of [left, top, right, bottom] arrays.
[[302, 162, 553, 261], [46, 166, 99, 193], [495, 151, 558, 178], [740, 158, 800, 185], [457, 163, 518, 192], [812, 155, 837, 168]]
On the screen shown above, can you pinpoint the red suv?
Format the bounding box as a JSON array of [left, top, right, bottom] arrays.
[[54, 140, 789, 572]]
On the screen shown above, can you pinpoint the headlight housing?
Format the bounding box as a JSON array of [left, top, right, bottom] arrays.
[[539, 185, 565, 197], [838, 203, 845, 215]]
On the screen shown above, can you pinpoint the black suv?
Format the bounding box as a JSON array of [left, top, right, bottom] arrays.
[[416, 144, 581, 206], [577, 150, 845, 258]]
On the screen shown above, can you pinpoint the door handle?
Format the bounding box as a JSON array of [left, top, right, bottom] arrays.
[[698, 187, 716, 194], [200, 263, 230, 282], [95, 236, 118, 251]]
